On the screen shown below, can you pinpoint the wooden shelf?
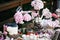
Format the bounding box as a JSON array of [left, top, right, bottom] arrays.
[[0, 0, 32, 12]]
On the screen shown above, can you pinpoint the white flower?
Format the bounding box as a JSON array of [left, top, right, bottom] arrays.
[[42, 8, 52, 18], [56, 8, 60, 16], [42, 8, 49, 14], [56, 8, 60, 13], [40, 19, 49, 27]]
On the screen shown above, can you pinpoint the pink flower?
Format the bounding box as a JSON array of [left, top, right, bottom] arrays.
[[32, 11, 38, 17], [36, 1, 44, 9], [34, 2, 44, 10], [34, 5, 40, 10], [31, 0, 44, 10], [3, 31, 7, 35], [0, 36, 4, 40], [14, 11, 24, 24], [23, 13, 32, 21], [52, 13, 58, 18]]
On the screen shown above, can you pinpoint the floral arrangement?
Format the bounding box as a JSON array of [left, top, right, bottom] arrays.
[[31, 0, 44, 23], [14, 8, 39, 24], [14, 11, 32, 24], [40, 8, 52, 27], [40, 8, 60, 28], [14, 0, 44, 25]]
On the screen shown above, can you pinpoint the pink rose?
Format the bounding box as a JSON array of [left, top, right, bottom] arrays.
[[14, 11, 24, 24], [23, 13, 32, 21]]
